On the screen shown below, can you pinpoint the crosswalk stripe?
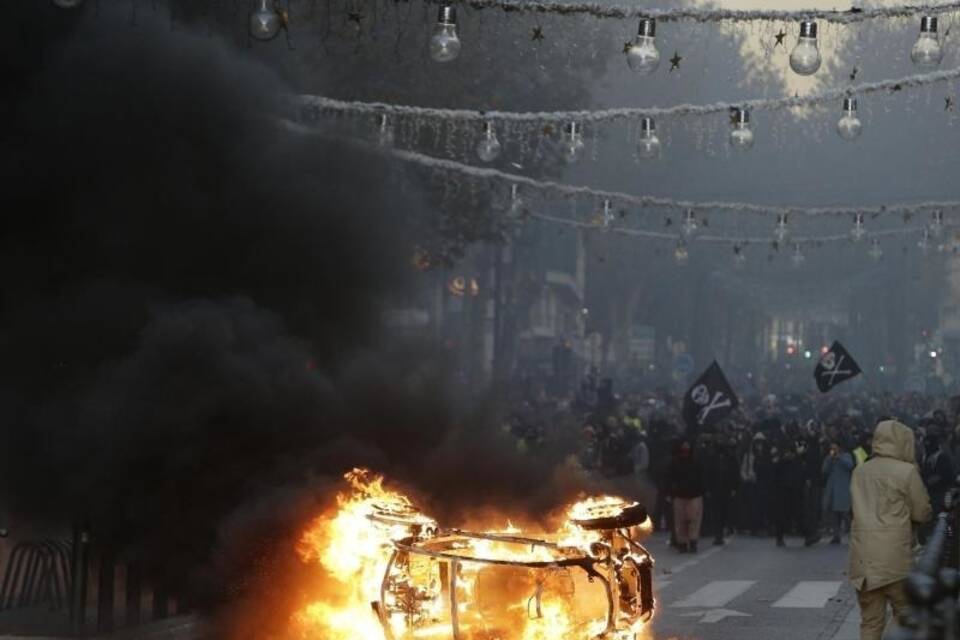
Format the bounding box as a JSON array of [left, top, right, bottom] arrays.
[[772, 581, 842, 608], [670, 580, 757, 608]]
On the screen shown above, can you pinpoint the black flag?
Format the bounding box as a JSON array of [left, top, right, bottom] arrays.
[[683, 361, 739, 432], [815, 341, 862, 393]]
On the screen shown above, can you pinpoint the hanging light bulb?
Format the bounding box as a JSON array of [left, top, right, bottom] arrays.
[[682, 210, 698, 237], [868, 238, 884, 261], [850, 214, 867, 243], [918, 228, 932, 252], [773, 214, 790, 243], [837, 97, 863, 141], [595, 199, 616, 230], [430, 6, 461, 63], [52, 0, 83, 8], [791, 243, 806, 268], [790, 21, 822, 75], [729, 108, 754, 151], [250, 0, 283, 40], [505, 184, 525, 218], [637, 117, 661, 159], [562, 122, 585, 163], [912, 16, 943, 69], [930, 211, 945, 237], [376, 114, 395, 147], [734, 244, 747, 267], [476, 121, 502, 162], [674, 240, 690, 266], [626, 18, 661, 75]]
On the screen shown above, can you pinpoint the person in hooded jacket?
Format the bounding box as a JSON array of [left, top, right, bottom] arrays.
[[849, 420, 932, 640], [668, 439, 705, 553]]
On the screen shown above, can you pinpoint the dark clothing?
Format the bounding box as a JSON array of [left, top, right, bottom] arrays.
[[922, 449, 955, 513], [669, 456, 705, 499]]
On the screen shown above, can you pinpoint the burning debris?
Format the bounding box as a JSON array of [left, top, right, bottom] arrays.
[[294, 470, 655, 640]]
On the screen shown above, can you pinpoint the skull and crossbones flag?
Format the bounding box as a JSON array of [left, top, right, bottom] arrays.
[[814, 341, 862, 393], [682, 361, 739, 432]]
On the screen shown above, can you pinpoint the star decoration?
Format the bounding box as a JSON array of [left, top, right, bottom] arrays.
[[531, 26, 544, 42], [774, 29, 786, 46], [347, 10, 363, 24], [623, 41, 633, 54], [669, 51, 682, 71], [946, 96, 956, 111], [849, 66, 859, 81]]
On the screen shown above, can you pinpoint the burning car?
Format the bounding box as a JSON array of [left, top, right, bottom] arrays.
[[295, 470, 656, 640]]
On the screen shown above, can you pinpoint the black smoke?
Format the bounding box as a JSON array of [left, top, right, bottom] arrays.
[[0, 3, 595, 633]]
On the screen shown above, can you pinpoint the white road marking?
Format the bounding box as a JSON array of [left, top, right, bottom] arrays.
[[671, 580, 757, 608], [656, 536, 732, 590], [773, 581, 843, 608], [680, 608, 753, 623]]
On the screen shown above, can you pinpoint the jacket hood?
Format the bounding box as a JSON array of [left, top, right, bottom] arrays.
[[872, 420, 916, 464]]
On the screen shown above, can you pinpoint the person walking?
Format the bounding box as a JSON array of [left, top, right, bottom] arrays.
[[821, 441, 854, 544], [849, 420, 932, 640], [668, 439, 705, 553]]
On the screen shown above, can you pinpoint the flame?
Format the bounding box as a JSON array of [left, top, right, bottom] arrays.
[[292, 471, 653, 639]]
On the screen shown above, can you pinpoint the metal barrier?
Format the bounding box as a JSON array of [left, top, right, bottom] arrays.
[[0, 540, 73, 612], [889, 490, 960, 640]]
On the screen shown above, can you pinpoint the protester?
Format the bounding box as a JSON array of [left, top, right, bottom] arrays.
[[821, 441, 854, 544], [704, 435, 740, 546], [849, 420, 932, 640], [668, 439, 705, 553]]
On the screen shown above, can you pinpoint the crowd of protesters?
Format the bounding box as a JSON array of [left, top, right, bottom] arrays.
[[503, 372, 960, 553]]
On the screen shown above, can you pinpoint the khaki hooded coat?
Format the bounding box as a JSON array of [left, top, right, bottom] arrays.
[[849, 420, 932, 592]]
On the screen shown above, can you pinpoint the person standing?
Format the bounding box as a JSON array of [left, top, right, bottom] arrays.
[[849, 420, 932, 640], [669, 439, 705, 553], [821, 441, 854, 544], [706, 436, 740, 545]]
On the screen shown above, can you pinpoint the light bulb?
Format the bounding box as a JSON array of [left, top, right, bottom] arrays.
[[850, 214, 867, 242], [250, 0, 282, 41], [729, 108, 754, 151], [734, 245, 747, 266], [626, 19, 661, 75], [52, 0, 83, 7], [837, 97, 862, 141], [912, 16, 943, 69], [597, 199, 615, 230], [674, 242, 689, 266], [377, 114, 395, 147], [682, 210, 698, 237], [869, 239, 883, 261], [430, 6, 461, 63], [774, 214, 790, 243], [637, 117, 661, 159], [476, 121, 502, 162], [791, 244, 806, 268], [918, 229, 932, 252], [562, 122, 585, 163], [790, 21, 821, 76], [931, 211, 945, 237], [506, 184, 524, 218]]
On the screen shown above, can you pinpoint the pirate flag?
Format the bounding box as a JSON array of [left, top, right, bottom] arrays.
[[815, 341, 862, 393], [683, 361, 740, 432]]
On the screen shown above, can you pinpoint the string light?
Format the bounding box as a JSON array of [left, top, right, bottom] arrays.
[[596, 199, 616, 230], [837, 97, 863, 140], [729, 108, 754, 151], [674, 240, 690, 266], [869, 238, 884, 260], [912, 16, 944, 69], [791, 243, 806, 267], [562, 122, 585, 163], [637, 117, 661, 159], [476, 121, 502, 162], [851, 213, 867, 242], [790, 21, 822, 76], [430, 6, 462, 63], [682, 210, 698, 237], [377, 114, 395, 147], [930, 210, 945, 237], [250, 0, 283, 41], [774, 214, 790, 243], [626, 18, 661, 75], [734, 244, 747, 266], [918, 228, 932, 252], [505, 184, 525, 218]]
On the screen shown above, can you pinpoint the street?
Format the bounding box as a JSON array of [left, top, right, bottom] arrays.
[[647, 534, 858, 640]]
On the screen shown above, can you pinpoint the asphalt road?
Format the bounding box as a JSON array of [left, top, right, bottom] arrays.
[[646, 533, 860, 640]]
